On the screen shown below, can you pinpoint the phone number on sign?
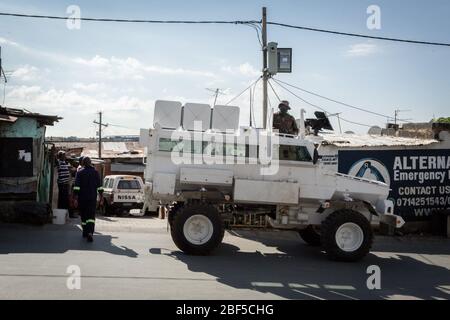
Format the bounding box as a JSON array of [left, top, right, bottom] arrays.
[[396, 196, 450, 207]]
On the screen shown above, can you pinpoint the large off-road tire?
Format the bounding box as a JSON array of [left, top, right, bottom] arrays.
[[298, 225, 321, 246], [170, 203, 224, 255], [321, 209, 373, 262]]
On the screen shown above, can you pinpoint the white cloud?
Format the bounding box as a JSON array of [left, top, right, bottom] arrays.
[[73, 55, 110, 68], [0, 37, 20, 47], [346, 43, 379, 57], [73, 55, 216, 79], [73, 82, 104, 92], [221, 62, 260, 77], [6, 85, 154, 116], [11, 65, 40, 82]]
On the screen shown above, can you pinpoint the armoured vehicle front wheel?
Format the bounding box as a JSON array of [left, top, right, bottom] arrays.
[[321, 209, 373, 262], [170, 204, 225, 255]]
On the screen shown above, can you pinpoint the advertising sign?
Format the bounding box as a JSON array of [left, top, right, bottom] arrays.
[[338, 149, 450, 221]]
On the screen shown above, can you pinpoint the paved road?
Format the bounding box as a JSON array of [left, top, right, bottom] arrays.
[[0, 217, 449, 300]]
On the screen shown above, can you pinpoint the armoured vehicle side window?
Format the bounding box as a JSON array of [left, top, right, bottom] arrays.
[[159, 138, 180, 152], [279, 145, 312, 162], [160, 138, 310, 162], [103, 178, 109, 187]]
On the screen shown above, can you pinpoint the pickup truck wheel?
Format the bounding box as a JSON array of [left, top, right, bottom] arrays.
[[321, 209, 373, 262], [103, 201, 113, 216], [170, 204, 224, 255], [298, 225, 321, 246]]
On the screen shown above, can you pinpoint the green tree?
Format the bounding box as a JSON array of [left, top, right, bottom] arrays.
[[433, 117, 450, 124]]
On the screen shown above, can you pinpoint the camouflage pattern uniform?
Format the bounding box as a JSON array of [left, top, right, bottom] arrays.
[[273, 112, 299, 135]]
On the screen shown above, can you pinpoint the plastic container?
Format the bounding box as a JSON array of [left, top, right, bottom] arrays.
[[53, 209, 68, 225]]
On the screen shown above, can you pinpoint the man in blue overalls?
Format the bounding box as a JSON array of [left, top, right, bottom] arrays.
[[73, 157, 103, 242]]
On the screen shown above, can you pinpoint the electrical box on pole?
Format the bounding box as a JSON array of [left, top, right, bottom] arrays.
[[267, 42, 278, 75], [268, 42, 292, 75], [277, 48, 292, 73]]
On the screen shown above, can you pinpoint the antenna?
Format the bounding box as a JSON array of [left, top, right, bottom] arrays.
[[205, 88, 226, 107]]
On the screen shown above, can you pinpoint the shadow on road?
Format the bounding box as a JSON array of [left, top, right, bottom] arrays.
[[150, 230, 450, 300], [0, 223, 138, 258]]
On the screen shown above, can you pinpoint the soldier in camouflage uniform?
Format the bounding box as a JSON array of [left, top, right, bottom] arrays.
[[272, 100, 299, 135], [273, 101, 300, 160]]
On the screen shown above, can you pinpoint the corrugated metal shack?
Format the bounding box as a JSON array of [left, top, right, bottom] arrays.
[[54, 141, 145, 178], [0, 107, 60, 224]]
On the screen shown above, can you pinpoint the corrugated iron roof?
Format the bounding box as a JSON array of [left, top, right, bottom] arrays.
[[54, 141, 144, 159], [319, 133, 439, 148], [0, 106, 61, 125]]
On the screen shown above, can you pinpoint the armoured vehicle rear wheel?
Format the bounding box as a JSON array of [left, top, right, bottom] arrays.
[[170, 204, 224, 255], [321, 209, 373, 262], [298, 225, 321, 246]]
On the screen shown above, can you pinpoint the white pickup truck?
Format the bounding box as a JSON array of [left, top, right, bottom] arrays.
[[102, 175, 144, 216]]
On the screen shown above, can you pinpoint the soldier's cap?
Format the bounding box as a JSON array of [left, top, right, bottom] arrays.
[[279, 100, 290, 110]]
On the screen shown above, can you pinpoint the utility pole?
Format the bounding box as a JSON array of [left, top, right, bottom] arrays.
[[394, 109, 411, 126], [93, 111, 108, 159], [261, 6, 268, 129]]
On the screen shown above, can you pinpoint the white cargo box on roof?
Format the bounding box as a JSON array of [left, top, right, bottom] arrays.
[[180, 167, 233, 186], [211, 105, 240, 132], [183, 103, 211, 131], [153, 100, 182, 129]]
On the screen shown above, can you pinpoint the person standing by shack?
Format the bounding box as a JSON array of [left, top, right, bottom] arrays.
[[56, 151, 70, 211], [73, 157, 103, 242]]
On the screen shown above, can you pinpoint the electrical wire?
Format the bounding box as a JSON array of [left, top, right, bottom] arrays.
[[225, 76, 261, 106], [272, 78, 373, 128], [0, 12, 259, 25], [267, 21, 450, 47], [0, 11, 449, 47], [272, 77, 411, 123], [267, 79, 281, 102], [251, 79, 258, 126], [107, 123, 136, 130], [245, 22, 263, 47], [338, 117, 372, 128], [271, 78, 329, 113]]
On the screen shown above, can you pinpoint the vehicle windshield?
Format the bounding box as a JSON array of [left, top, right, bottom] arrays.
[[117, 180, 141, 190]]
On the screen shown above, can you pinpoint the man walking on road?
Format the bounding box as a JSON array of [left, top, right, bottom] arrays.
[[73, 157, 104, 242], [56, 151, 70, 211]]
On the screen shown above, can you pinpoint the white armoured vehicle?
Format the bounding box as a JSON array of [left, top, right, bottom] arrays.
[[140, 100, 405, 261]]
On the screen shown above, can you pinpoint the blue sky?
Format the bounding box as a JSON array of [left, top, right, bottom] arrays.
[[0, 0, 449, 137]]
